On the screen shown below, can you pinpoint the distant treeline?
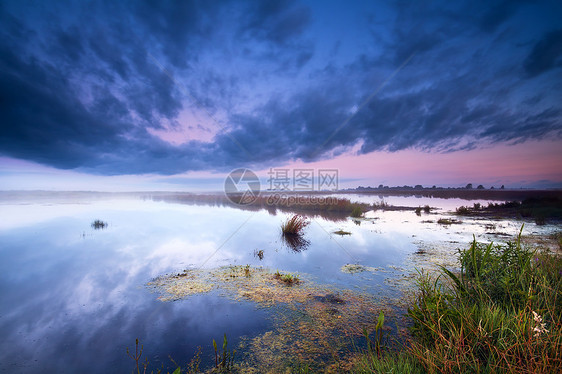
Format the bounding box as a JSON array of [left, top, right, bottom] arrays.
[[337, 187, 562, 201]]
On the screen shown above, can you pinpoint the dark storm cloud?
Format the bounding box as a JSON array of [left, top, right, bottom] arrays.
[[0, 0, 560, 175], [524, 29, 562, 77]]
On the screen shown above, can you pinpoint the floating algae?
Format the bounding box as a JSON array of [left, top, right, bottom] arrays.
[[150, 265, 395, 372], [150, 265, 317, 306], [340, 263, 385, 274], [333, 230, 352, 236], [148, 269, 213, 301], [240, 289, 394, 372]]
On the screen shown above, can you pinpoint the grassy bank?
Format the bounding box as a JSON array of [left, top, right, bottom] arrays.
[[354, 230, 562, 373]]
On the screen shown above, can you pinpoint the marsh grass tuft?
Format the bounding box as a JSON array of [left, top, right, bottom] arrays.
[[281, 214, 310, 235], [91, 219, 107, 229], [333, 229, 352, 236], [274, 270, 300, 285], [350, 205, 364, 218], [437, 218, 462, 225]]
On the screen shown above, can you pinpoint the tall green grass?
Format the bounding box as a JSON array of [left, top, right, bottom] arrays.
[[407, 229, 562, 373], [354, 227, 562, 373]]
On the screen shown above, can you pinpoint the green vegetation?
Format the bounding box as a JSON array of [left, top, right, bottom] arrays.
[[356, 229, 562, 373], [91, 219, 107, 229], [281, 214, 310, 235], [140, 225, 562, 373], [126, 338, 202, 374], [333, 229, 352, 236], [350, 204, 364, 218], [417, 205, 432, 216], [456, 197, 562, 223], [437, 218, 462, 225], [274, 270, 300, 285], [213, 334, 236, 372]]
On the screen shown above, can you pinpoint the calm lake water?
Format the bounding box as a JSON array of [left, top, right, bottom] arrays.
[[0, 192, 555, 373]]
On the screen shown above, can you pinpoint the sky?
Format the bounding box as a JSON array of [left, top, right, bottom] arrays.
[[0, 0, 561, 191]]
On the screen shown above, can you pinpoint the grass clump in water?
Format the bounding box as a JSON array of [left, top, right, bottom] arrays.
[[333, 229, 352, 236], [281, 214, 310, 235], [437, 218, 462, 225], [274, 270, 300, 285], [350, 205, 364, 218], [91, 219, 107, 229]]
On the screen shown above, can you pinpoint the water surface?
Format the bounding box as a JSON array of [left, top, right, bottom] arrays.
[[0, 192, 554, 372]]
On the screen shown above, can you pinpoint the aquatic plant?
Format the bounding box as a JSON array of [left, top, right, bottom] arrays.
[[254, 249, 264, 260], [274, 271, 300, 285], [362, 312, 386, 358], [126, 338, 200, 374], [281, 214, 310, 235], [415, 207, 422, 216], [126, 338, 145, 374], [333, 229, 352, 236], [423, 205, 431, 213], [437, 218, 461, 225], [213, 334, 236, 372], [456, 205, 471, 215], [350, 205, 363, 218], [91, 219, 107, 229]]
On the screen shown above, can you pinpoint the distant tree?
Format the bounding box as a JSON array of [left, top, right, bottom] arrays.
[[500, 185, 505, 189], [432, 185, 436, 189], [490, 186, 495, 189], [415, 184, 423, 189], [477, 185, 484, 189], [378, 184, 384, 189], [465, 183, 473, 189]]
